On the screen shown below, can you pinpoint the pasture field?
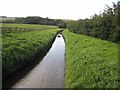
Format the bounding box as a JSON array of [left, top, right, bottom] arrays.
[[2, 24, 59, 33], [63, 30, 119, 88], [2, 24, 60, 79]]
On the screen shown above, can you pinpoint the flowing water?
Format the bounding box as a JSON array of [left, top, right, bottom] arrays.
[[12, 34, 65, 88]]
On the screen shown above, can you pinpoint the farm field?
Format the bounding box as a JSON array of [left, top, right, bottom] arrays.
[[2, 24, 61, 79], [63, 30, 119, 88], [2, 24, 59, 33], [1, 0, 120, 89]]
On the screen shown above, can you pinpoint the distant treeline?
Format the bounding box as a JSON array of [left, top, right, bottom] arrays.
[[2, 16, 66, 28], [67, 1, 120, 43]]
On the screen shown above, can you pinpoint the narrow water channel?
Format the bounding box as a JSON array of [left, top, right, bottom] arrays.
[[12, 34, 65, 88]]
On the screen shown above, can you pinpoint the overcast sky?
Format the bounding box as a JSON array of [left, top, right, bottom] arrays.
[[1, 0, 118, 20]]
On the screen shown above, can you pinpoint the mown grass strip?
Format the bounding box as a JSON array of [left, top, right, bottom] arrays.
[[2, 27, 60, 79], [63, 30, 119, 88]]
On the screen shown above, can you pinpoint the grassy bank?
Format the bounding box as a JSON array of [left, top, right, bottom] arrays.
[[2, 24, 61, 79], [63, 30, 119, 88]]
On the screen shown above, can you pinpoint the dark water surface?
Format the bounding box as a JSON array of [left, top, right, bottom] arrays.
[[12, 34, 65, 88]]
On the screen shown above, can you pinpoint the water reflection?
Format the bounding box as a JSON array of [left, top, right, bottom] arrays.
[[12, 34, 65, 88]]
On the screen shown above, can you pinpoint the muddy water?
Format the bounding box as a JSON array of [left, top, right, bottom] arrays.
[[12, 34, 65, 88]]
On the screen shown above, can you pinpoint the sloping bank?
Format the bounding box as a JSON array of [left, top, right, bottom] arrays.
[[63, 30, 118, 88], [2, 29, 61, 81]]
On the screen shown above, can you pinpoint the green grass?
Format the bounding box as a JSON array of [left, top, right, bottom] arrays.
[[2, 24, 59, 33], [63, 30, 119, 88], [2, 24, 61, 79]]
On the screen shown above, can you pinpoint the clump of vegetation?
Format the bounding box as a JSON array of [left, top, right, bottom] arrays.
[[63, 30, 119, 88], [16, 16, 66, 28], [2, 24, 61, 79], [1, 16, 67, 28], [67, 1, 120, 43]]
